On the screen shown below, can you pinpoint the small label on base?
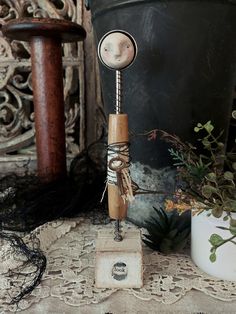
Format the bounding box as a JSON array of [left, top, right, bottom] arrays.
[[95, 229, 143, 288], [112, 262, 128, 281]]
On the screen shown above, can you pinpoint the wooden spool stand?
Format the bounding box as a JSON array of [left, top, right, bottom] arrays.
[[2, 18, 86, 182]]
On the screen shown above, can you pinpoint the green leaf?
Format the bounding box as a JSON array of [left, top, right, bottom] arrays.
[[174, 229, 190, 246], [209, 252, 217, 263], [230, 218, 236, 228], [143, 234, 160, 242], [232, 163, 236, 171], [202, 139, 211, 148], [229, 226, 236, 236], [194, 127, 200, 133], [224, 171, 234, 181], [211, 207, 223, 218], [205, 172, 217, 183], [224, 200, 236, 212], [143, 239, 159, 251], [153, 207, 168, 226], [217, 142, 225, 149], [217, 226, 230, 231], [146, 223, 164, 239], [210, 247, 216, 253], [173, 238, 189, 252], [160, 239, 173, 254], [209, 234, 224, 246], [158, 207, 169, 225], [223, 215, 229, 221], [204, 121, 214, 133], [201, 185, 218, 199], [167, 229, 178, 239], [169, 214, 180, 229], [197, 123, 203, 128]]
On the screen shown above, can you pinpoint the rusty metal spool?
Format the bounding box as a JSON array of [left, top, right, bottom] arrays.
[[2, 18, 86, 182]]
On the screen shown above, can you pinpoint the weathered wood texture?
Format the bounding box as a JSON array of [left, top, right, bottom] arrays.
[[30, 35, 67, 181], [2, 18, 86, 181], [83, 6, 106, 146], [0, 1, 104, 176], [95, 229, 143, 288]]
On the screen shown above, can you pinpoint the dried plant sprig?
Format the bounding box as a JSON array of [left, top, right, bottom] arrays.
[[142, 121, 236, 262]]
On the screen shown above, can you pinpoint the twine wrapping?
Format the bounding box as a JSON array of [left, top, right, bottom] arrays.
[[107, 142, 134, 203]]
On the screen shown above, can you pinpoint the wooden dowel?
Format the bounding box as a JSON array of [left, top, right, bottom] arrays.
[[108, 113, 129, 220]]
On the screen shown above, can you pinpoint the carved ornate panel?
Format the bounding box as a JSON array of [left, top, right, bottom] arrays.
[[0, 0, 85, 172]]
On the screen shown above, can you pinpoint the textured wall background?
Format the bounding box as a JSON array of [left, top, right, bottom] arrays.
[[0, 0, 105, 175]]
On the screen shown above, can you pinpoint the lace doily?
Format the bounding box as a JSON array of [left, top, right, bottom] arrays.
[[1, 217, 236, 312]]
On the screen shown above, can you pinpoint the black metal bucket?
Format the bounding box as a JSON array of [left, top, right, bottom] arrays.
[[87, 1, 236, 224], [87, 0, 236, 169]]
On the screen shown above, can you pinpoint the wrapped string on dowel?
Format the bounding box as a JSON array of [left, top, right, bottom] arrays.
[[107, 141, 134, 203]]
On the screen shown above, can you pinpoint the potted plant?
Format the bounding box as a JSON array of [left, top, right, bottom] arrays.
[[147, 120, 236, 280], [143, 207, 191, 254]]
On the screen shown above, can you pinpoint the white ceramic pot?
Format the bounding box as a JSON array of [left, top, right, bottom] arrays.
[[191, 210, 236, 281]]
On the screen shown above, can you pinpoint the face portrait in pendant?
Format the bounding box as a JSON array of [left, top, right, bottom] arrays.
[[98, 31, 137, 70]]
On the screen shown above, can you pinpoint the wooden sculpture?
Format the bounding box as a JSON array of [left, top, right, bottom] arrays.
[[96, 31, 142, 289], [98, 30, 138, 241]]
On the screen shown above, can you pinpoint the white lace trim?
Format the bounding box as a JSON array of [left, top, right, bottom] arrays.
[[1, 218, 236, 312]]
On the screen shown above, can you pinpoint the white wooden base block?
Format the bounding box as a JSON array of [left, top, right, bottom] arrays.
[[95, 228, 143, 288]]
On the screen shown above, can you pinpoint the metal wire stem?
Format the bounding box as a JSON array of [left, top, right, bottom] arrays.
[[114, 219, 123, 242], [115, 70, 122, 114]]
